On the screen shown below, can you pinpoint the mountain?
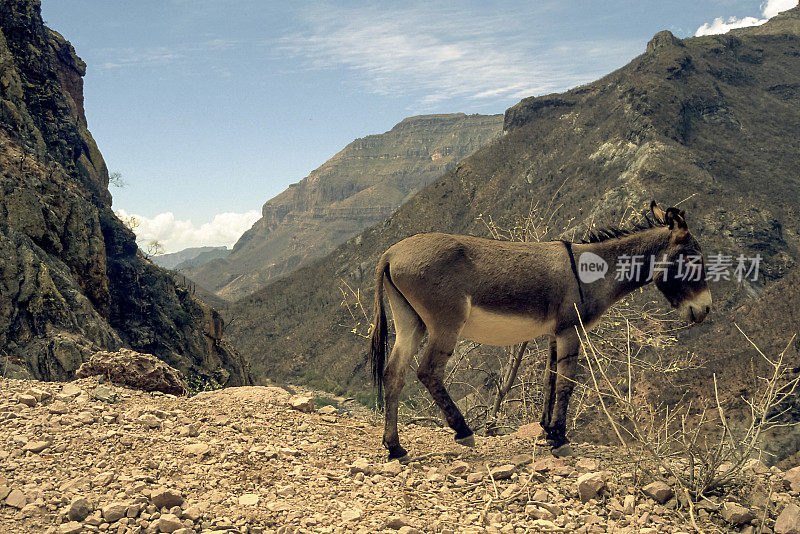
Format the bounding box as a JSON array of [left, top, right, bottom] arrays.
[[225, 10, 800, 398], [151, 246, 230, 271], [183, 113, 503, 301], [0, 1, 249, 387]]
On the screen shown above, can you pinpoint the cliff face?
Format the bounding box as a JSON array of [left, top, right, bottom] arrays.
[[184, 113, 503, 301], [0, 0, 249, 387], [227, 9, 800, 392]]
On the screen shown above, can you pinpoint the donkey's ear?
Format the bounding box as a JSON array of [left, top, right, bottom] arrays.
[[665, 207, 689, 241], [650, 201, 668, 225], [664, 207, 688, 230]]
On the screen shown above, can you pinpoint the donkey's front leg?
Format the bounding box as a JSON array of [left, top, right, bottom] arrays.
[[543, 330, 579, 449], [417, 334, 474, 446]]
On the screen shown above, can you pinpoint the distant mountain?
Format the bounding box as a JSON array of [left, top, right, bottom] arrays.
[[226, 9, 800, 400], [183, 113, 503, 301], [152, 246, 230, 270]]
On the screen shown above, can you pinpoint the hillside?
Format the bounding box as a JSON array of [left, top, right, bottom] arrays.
[[152, 247, 230, 271], [0, 1, 249, 387], [226, 10, 800, 402], [3, 377, 799, 533], [184, 113, 503, 301]]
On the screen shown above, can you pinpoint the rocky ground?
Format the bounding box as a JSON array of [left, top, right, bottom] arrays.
[[0, 377, 798, 534]]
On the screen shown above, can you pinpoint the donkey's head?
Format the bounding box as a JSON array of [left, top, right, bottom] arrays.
[[650, 201, 712, 324]]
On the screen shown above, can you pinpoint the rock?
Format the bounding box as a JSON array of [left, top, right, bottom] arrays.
[[721, 502, 755, 525], [184, 443, 211, 457], [177, 424, 199, 437], [575, 458, 598, 472], [514, 422, 543, 439], [138, 413, 162, 428], [5, 488, 27, 509], [22, 440, 49, 453], [381, 460, 404, 477], [239, 493, 259, 505], [449, 461, 470, 476], [642, 481, 674, 504], [92, 471, 115, 487], [510, 453, 533, 467], [17, 394, 36, 407], [551, 443, 574, 457], [783, 466, 800, 492], [577, 472, 605, 502], [490, 464, 516, 479], [318, 405, 337, 415], [385, 516, 412, 529], [61, 383, 82, 397], [67, 497, 92, 521], [90, 385, 118, 403], [182, 503, 205, 521], [623, 495, 636, 515], [76, 348, 188, 395], [743, 458, 769, 476], [57, 522, 83, 534], [398, 527, 421, 534], [25, 387, 51, 402], [288, 395, 314, 413], [101, 502, 128, 523], [151, 488, 184, 509], [155, 513, 184, 533], [466, 472, 484, 483], [349, 458, 372, 475], [341, 508, 362, 522], [646, 30, 684, 54], [776, 503, 800, 534], [48, 401, 70, 414]]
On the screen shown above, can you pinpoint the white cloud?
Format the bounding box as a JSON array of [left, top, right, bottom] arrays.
[[96, 39, 238, 70], [116, 209, 260, 253], [278, 4, 637, 110], [695, 0, 798, 36]]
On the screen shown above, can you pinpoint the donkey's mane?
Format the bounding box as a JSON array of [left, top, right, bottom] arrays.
[[580, 214, 662, 244]]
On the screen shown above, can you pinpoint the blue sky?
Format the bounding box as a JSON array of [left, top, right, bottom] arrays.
[[41, 0, 797, 252]]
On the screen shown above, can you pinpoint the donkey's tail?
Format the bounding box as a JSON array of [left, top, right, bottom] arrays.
[[369, 256, 389, 398]]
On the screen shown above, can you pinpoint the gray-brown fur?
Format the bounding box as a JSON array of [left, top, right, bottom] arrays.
[[369, 202, 711, 460]]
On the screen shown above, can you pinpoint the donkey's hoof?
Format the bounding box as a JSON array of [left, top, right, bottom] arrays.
[[387, 445, 408, 461], [455, 434, 475, 448]]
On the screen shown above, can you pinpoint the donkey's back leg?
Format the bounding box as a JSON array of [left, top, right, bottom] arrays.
[[382, 282, 426, 460], [417, 331, 474, 446]]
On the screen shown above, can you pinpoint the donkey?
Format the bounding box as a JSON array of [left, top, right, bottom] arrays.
[[369, 201, 712, 460]]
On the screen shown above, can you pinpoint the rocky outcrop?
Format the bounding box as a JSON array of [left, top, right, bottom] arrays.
[[184, 113, 503, 301], [0, 0, 249, 386], [75, 349, 188, 395]]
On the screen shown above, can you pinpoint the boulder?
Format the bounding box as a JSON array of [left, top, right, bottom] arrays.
[[288, 395, 314, 413], [151, 487, 184, 509], [783, 466, 800, 492], [577, 472, 605, 502], [776, 503, 800, 534], [642, 481, 674, 504], [67, 497, 92, 521], [721, 502, 755, 525], [76, 348, 188, 395]]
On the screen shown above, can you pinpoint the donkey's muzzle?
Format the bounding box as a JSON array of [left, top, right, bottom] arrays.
[[679, 289, 712, 324]]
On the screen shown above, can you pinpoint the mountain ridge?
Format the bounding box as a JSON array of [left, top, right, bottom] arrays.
[[184, 113, 503, 301]]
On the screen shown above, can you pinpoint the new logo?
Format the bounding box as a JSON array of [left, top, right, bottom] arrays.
[[577, 252, 608, 283]]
